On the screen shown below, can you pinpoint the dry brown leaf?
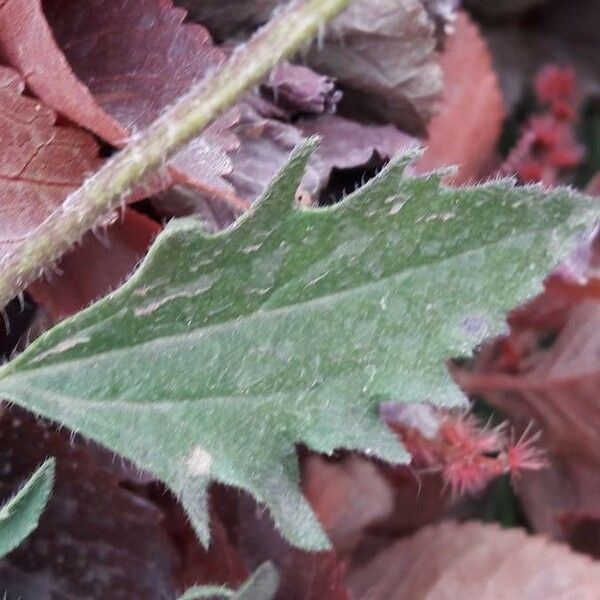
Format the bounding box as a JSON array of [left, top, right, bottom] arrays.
[[305, 0, 442, 135], [348, 521, 600, 599], [303, 453, 449, 571], [0, 60, 163, 319], [415, 12, 505, 184], [226, 104, 318, 204], [149, 103, 318, 227], [272, 550, 350, 600], [510, 456, 600, 540]]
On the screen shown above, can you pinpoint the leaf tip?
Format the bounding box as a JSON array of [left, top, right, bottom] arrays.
[[243, 136, 320, 222], [239, 562, 280, 599]]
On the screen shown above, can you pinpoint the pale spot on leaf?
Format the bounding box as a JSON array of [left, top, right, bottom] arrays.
[[186, 446, 213, 477]]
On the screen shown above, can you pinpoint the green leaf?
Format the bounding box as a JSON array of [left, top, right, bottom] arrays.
[[0, 140, 596, 548], [0, 458, 55, 557], [177, 563, 279, 600], [176, 585, 233, 599]]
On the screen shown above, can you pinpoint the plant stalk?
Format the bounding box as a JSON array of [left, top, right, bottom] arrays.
[[0, 0, 351, 310]]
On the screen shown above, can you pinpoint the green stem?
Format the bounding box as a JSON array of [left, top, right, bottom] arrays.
[[0, 0, 351, 310]]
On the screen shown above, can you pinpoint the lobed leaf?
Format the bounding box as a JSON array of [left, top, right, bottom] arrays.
[[0, 140, 597, 548]]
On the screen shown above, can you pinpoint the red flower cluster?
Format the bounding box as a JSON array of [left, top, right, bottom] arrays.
[[502, 66, 584, 186], [385, 405, 546, 496]]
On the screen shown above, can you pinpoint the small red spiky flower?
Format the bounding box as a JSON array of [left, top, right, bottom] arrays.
[[382, 403, 547, 497], [505, 425, 547, 478], [502, 65, 584, 187]]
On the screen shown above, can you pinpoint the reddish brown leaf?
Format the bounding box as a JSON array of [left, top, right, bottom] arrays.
[[44, 0, 219, 132], [512, 457, 600, 540], [46, 0, 241, 202], [28, 209, 161, 320], [0, 0, 241, 206], [0, 0, 124, 143], [302, 450, 448, 562], [0, 65, 101, 261], [302, 454, 395, 555], [0, 63, 161, 318], [348, 521, 600, 599], [414, 12, 505, 184]]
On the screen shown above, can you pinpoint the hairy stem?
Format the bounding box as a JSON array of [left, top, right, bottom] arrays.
[[0, 0, 351, 310]]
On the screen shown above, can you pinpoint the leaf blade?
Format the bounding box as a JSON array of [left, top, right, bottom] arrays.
[[0, 140, 597, 548], [0, 458, 55, 558], [178, 562, 278, 600]]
